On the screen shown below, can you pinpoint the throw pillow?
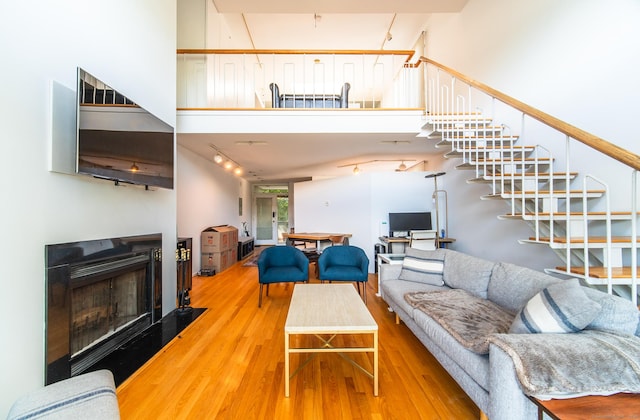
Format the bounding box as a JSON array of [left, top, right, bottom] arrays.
[[398, 248, 445, 286], [509, 279, 602, 334]]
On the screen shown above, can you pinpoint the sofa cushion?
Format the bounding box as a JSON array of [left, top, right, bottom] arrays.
[[413, 309, 491, 391], [582, 287, 640, 335], [399, 248, 446, 286], [488, 262, 561, 314], [510, 279, 602, 334], [382, 279, 450, 316], [442, 250, 494, 299], [405, 289, 514, 354]]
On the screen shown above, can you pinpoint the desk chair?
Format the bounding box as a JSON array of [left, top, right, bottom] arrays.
[[409, 230, 438, 251]]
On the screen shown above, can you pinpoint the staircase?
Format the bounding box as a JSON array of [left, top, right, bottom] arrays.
[[419, 58, 640, 305]]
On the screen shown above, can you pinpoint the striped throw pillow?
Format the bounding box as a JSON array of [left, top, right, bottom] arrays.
[[399, 248, 445, 286], [509, 279, 601, 334]]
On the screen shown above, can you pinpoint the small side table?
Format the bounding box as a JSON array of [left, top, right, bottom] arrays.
[[528, 393, 640, 420], [376, 253, 405, 298]]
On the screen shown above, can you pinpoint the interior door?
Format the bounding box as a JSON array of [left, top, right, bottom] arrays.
[[254, 196, 278, 245]]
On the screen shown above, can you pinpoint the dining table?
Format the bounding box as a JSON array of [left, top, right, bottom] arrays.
[[283, 232, 352, 249]]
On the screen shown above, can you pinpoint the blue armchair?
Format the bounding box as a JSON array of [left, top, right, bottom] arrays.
[[257, 246, 309, 307], [318, 245, 369, 303]]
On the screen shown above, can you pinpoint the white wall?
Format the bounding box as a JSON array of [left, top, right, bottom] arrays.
[[177, 145, 250, 274], [420, 0, 640, 268], [294, 172, 435, 271], [0, 0, 176, 415]]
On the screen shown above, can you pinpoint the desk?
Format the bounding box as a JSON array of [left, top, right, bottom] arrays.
[[378, 236, 455, 253], [284, 232, 352, 248], [528, 393, 640, 420]]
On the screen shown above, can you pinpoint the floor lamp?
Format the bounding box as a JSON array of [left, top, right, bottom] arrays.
[[425, 172, 448, 245]]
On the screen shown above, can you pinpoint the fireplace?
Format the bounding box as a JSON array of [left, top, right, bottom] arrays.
[[46, 234, 162, 385]]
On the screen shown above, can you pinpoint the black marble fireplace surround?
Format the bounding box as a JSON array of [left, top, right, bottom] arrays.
[[45, 234, 163, 385]]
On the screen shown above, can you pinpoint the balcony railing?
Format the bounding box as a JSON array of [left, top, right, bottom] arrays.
[[177, 49, 424, 110]]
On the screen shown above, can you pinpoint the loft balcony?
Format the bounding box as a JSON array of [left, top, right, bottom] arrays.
[[176, 49, 425, 110]]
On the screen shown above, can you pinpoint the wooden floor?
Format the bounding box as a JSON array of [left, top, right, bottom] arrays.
[[116, 251, 479, 419]]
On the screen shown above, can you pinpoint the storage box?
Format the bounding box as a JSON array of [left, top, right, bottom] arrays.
[[201, 248, 237, 274], [201, 225, 238, 253]]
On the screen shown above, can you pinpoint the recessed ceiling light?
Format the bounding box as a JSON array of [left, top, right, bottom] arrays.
[[235, 141, 268, 146], [380, 140, 411, 145]]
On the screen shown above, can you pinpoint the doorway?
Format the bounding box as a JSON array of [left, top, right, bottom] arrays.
[[253, 185, 289, 246]]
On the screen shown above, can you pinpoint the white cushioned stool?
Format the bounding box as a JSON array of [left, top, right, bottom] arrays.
[[8, 369, 120, 420]]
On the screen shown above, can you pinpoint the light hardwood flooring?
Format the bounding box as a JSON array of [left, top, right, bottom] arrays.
[[116, 250, 479, 419]]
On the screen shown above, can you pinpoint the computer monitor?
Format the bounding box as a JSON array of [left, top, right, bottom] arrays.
[[388, 212, 432, 236]]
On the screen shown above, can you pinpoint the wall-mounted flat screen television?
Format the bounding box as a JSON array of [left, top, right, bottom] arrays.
[[76, 68, 174, 189], [388, 212, 432, 235]]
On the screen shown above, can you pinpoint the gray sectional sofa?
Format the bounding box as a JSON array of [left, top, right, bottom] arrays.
[[379, 247, 640, 420]]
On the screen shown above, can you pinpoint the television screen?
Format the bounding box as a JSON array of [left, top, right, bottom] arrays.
[[388, 212, 432, 234], [76, 68, 174, 189]]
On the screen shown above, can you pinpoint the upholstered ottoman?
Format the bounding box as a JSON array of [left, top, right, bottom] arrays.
[[8, 369, 120, 419]]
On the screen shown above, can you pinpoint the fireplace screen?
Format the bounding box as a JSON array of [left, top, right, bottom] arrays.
[[71, 267, 146, 355]]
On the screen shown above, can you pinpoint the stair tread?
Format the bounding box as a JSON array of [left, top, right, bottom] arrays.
[[454, 145, 534, 150], [440, 135, 520, 140], [483, 190, 606, 199], [556, 266, 640, 279], [470, 172, 578, 182], [530, 236, 639, 243], [509, 211, 635, 216]]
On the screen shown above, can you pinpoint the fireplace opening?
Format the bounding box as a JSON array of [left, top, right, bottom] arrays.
[[46, 234, 162, 385]]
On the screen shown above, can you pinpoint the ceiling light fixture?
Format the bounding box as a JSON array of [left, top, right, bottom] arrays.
[[130, 162, 139, 172], [209, 143, 243, 176], [339, 159, 417, 175]]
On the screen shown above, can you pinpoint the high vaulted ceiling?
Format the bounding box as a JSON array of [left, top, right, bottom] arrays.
[[177, 0, 469, 182]]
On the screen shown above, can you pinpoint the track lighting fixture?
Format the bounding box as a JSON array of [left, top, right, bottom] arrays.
[[339, 159, 416, 175], [209, 144, 243, 176]]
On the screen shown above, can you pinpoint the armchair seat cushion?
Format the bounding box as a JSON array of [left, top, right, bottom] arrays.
[[261, 266, 307, 283], [320, 265, 368, 282]]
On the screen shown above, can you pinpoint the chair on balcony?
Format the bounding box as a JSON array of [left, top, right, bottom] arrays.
[[317, 245, 369, 303], [270, 83, 350, 108], [257, 246, 309, 307]]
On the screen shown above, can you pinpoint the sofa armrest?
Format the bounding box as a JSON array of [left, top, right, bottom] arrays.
[[379, 263, 402, 283], [8, 370, 120, 420], [488, 344, 539, 420]]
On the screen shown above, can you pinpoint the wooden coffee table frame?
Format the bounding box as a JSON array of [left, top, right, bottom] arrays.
[[284, 284, 379, 397]]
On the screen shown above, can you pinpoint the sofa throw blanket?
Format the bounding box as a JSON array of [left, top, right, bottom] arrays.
[[489, 330, 640, 399], [405, 289, 514, 354]]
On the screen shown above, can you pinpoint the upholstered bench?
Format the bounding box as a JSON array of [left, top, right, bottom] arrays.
[[8, 369, 120, 419]]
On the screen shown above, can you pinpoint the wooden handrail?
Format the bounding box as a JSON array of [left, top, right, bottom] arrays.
[[420, 57, 640, 171], [178, 49, 416, 63]]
